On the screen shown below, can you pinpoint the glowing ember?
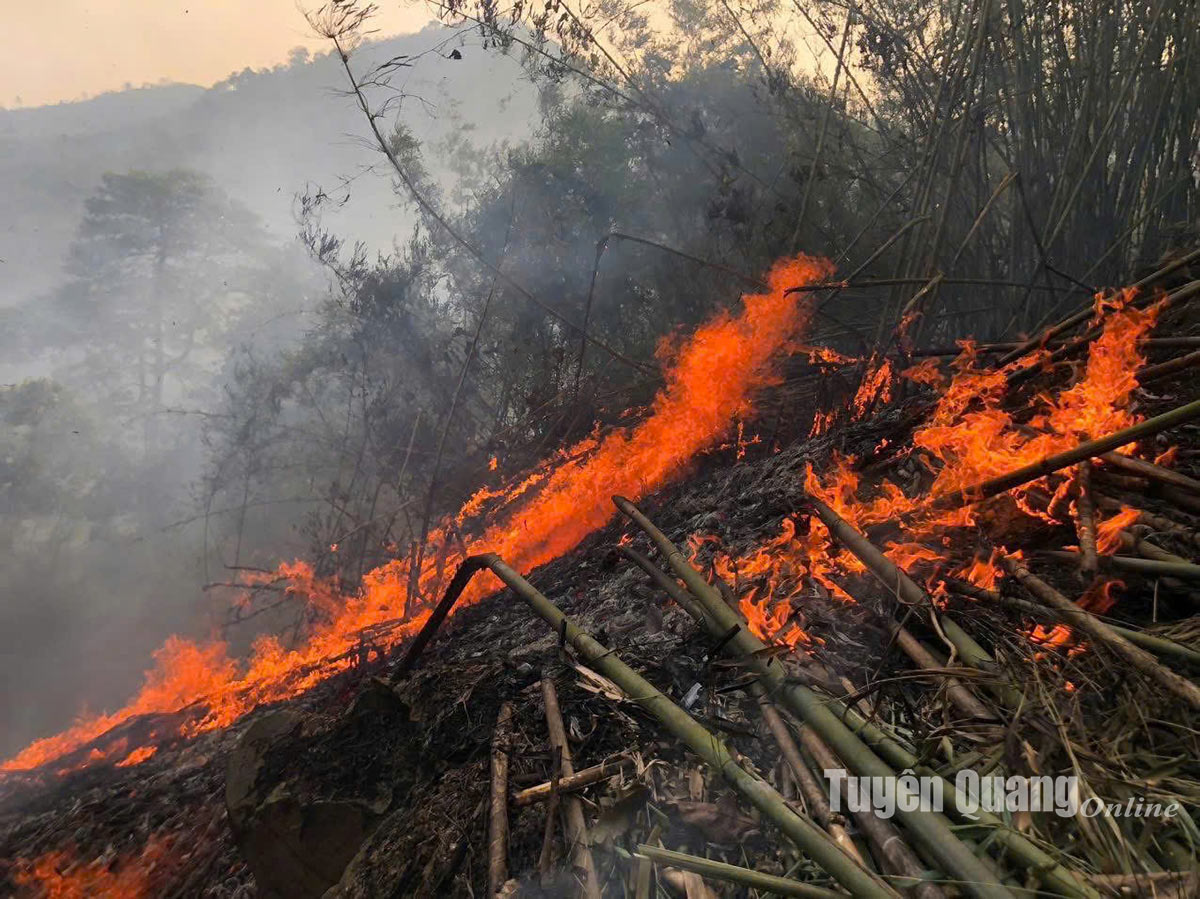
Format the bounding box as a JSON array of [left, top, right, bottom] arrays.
[[3, 254, 834, 773], [13, 836, 171, 899]]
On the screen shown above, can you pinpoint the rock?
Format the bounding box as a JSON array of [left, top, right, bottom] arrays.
[[225, 709, 385, 898]]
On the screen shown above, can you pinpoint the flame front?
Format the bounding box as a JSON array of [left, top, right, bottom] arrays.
[[3, 254, 835, 773]]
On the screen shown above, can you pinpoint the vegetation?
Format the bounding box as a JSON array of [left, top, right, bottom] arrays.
[[2, 0, 1197, 756]]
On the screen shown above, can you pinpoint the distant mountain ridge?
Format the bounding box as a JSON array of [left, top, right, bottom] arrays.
[[0, 24, 539, 308]]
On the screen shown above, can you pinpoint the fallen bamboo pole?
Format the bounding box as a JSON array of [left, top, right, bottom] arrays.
[[489, 702, 513, 897], [941, 578, 1200, 667], [1118, 531, 1193, 566], [1000, 555, 1200, 710], [1003, 279, 1200, 387], [1042, 550, 1200, 582], [805, 495, 1000, 718], [513, 756, 631, 807], [789, 713, 948, 899], [614, 496, 1056, 897], [396, 554, 895, 897], [1099, 452, 1200, 495], [754, 691, 868, 869], [997, 252, 1200, 365], [541, 677, 602, 898], [634, 845, 845, 898], [928, 398, 1200, 512], [620, 544, 709, 624], [1076, 462, 1100, 579], [1095, 495, 1200, 549], [1140, 347, 1200, 383]]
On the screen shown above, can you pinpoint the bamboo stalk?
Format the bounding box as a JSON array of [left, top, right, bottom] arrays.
[[1140, 348, 1200, 383], [1100, 452, 1200, 495], [1118, 531, 1193, 566], [941, 578, 1200, 667], [613, 497, 1034, 899], [1004, 280, 1200, 388], [804, 496, 996, 719], [620, 544, 709, 624], [792, 715, 948, 899], [513, 756, 631, 807], [635, 845, 844, 898], [401, 554, 896, 897], [997, 250, 1200, 365], [928, 399, 1200, 512], [754, 690, 868, 868], [1076, 461, 1100, 579], [541, 677, 602, 899], [1001, 555, 1200, 710], [1042, 550, 1200, 582], [1095, 494, 1200, 550], [489, 702, 513, 897]]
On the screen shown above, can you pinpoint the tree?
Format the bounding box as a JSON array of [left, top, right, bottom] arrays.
[[47, 170, 266, 457]]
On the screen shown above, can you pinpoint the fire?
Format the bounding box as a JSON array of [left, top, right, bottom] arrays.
[[1095, 506, 1141, 554], [851, 357, 895, 419], [4, 254, 835, 774], [115, 745, 157, 768], [13, 836, 171, 898], [715, 285, 1162, 645], [901, 357, 944, 388]]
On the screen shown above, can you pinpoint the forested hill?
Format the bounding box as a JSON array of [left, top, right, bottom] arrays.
[[0, 23, 539, 308]]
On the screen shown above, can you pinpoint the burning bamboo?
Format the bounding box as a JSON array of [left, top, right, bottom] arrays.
[[803, 494, 998, 719], [1099, 453, 1200, 495], [997, 251, 1200, 365], [1003, 279, 1200, 388], [1076, 461, 1100, 579], [399, 553, 896, 897], [1000, 555, 1200, 710], [512, 756, 631, 807], [540, 677, 601, 899], [928, 398, 1200, 512], [612, 496, 1077, 899], [489, 702, 513, 897], [1095, 495, 1200, 550], [941, 578, 1200, 667]]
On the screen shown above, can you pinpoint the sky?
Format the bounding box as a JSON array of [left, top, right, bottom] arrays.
[[2, 1, 433, 108]]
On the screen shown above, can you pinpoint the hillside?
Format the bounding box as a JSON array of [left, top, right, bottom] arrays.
[[0, 23, 538, 309]]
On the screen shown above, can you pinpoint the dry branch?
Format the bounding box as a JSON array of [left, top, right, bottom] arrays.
[[512, 756, 631, 807], [489, 702, 513, 896], [540, 677, 601, 899]]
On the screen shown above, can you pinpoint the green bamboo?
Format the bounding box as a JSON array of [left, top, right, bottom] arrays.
[[399, 553, 895, 898], [635, 844, 846, 898], [614, 496, 1098, 899], [1042, 550, 1200, 582], [942, 578, 1200, 667]]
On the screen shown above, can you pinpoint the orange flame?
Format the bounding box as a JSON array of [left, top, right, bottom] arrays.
[[4, 254, 835, 773], [13, 836, 171, 899]]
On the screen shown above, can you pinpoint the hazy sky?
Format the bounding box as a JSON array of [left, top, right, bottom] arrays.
[[3, 1, 433, 108]]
